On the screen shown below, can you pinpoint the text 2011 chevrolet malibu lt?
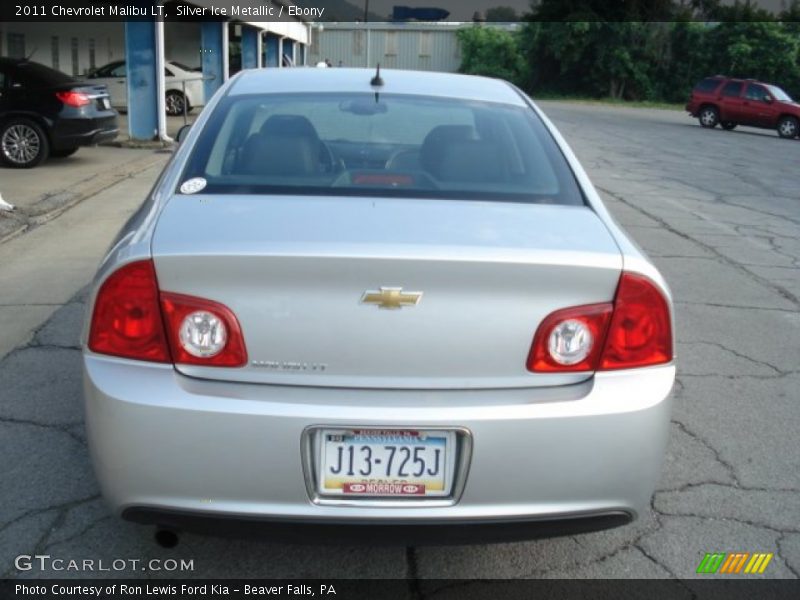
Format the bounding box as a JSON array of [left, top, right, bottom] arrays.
[[82, 68, 674, 543]]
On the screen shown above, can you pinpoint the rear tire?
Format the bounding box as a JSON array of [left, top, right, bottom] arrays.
[[51, 147, 79, 158], [698, 106, 719, 129], [0, 118, 50, 168], [720, 121, 737, 131], [777, 116, 799, 139]]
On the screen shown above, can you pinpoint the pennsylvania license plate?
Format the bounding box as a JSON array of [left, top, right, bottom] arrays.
[[319, 429, 456, 498]]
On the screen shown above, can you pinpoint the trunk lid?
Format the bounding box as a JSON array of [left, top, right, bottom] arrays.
[[152, 195, 622, 389]]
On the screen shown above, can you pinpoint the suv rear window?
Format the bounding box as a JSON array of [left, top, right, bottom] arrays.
[[694, 78, 722, 93], [181, 93, 584, 206]]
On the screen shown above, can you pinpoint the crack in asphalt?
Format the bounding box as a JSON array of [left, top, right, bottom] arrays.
[[0, 494, 101, 538], [674, 300, 798, 314], [0, 494, 101, 578], [679, 372, 799, 381], [0, 416, 86, 447], [777, 533, 800, 579], [653, 508, 800, 536], [44, 513, 113, 553], [669, 418, 742, 488], [633, 542, 695, 593], [657, 481, 800, 495], [596, 185, 800, 308], [677, 341, 785, 375]]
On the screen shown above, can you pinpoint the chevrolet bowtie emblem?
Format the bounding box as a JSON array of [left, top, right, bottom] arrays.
[[361, 287, 423, 310]]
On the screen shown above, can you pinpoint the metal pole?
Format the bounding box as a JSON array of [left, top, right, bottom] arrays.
[[181, 79, 188, 127], [365, 0, 371, 68]]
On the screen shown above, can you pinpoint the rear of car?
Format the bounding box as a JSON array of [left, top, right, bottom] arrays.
[[685, 76, 724, 117], [82, 69, 674, 543], [0, 58, 117, 168], [165, 62, 205, 116]]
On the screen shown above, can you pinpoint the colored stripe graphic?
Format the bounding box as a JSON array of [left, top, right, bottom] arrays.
[[697, 553, 726, 574], [720, 553, 749, 574], [696, 552, 773, 574], [744, 553, 773, 574]]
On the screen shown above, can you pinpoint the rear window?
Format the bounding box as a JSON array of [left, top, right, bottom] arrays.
[[180, 93, 584, 205], [694, 78, 722, 94], [13, 61, 77, 87]]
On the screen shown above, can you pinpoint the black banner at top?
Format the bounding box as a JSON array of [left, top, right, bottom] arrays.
[[1, 0, 798, 23]]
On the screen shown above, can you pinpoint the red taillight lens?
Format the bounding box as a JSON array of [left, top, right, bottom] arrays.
[[160, 293, 247, 367], [89, 261, 247, 367], [527, 304, 613, 372], [599, 272, 672, 370], [88, 260, 170, 363], [55, 91, 91, 107], [527, 272, 672, 373]]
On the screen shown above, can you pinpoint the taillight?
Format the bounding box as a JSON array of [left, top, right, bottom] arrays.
[[599, 272, 672, 370], [527, 272, 672, 373], [88, 260, 170, 363], [160, 293, 247, 367], [89, 260, 247, 367], [527, 304, 612, 372], [55, 91, 91, 107]]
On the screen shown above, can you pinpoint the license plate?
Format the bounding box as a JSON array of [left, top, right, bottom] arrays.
[[318, 429, 456, 498], [101, 98, 110, 110]]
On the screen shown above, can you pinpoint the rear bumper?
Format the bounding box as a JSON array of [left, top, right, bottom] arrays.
[[83, 355, 674, 540], [51, 114, 119, 149], [122, 507, 632, 545]]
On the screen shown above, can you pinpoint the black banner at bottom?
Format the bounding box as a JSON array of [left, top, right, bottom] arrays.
[[2, 579, 800, 600]]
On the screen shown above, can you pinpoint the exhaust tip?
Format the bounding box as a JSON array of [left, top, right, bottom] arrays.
[[155, 528, 179, 548]]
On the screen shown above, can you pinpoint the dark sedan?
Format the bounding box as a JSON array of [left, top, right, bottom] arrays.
[[0, 58, 118, 168]]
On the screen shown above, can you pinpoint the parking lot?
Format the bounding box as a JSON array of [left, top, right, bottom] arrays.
[[0, 101, 798, 584]]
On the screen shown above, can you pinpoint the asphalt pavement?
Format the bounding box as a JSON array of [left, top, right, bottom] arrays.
[[0, 102, 798, 584]]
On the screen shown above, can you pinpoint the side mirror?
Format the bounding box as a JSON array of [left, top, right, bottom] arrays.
[[764, 95, 773, 104], [176, 124, 192, 144]]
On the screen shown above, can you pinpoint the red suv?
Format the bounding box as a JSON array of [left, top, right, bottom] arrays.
[[686, 76, 800, 139]]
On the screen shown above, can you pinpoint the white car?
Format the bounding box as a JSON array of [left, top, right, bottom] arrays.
[[87, 60, 205, 116]]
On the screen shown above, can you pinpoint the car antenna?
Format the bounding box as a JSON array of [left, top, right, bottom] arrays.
[[370, 64, 384, 87]]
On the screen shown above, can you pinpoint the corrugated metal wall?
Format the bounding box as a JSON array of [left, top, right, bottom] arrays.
[[308, 25, 463, 72]]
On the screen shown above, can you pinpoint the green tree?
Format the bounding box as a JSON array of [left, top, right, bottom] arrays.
[[706, 21, 800, 96], [456, 26, 526, 85]]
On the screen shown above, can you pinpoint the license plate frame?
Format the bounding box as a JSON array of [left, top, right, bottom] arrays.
[[302, 426, 472, 506]]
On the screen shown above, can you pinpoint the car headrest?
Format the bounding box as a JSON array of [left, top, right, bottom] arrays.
[[259, 115, 320, 142], [238, 135, 318, 176], [420, 125, 477, 178]]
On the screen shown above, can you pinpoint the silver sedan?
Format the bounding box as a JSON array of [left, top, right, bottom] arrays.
[[82, 68, 675, 544]]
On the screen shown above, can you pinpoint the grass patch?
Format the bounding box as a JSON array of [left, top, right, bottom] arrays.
[[533, 94, 685, 111]]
